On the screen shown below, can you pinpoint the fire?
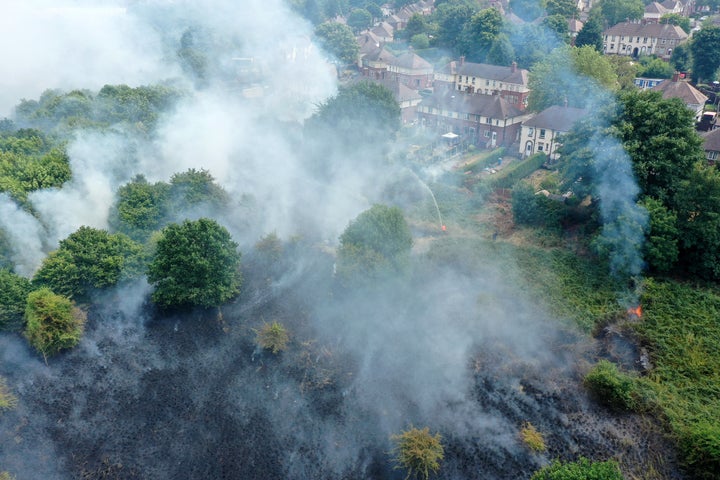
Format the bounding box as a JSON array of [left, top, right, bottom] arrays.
[[627, 305, 642, 318], [441, 225, 447, 232]]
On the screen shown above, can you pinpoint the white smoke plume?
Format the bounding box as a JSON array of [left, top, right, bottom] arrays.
[[0, 193, 45, 277]]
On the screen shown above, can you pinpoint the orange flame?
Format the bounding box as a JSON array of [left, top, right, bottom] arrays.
[[627, 305, 642, 318]]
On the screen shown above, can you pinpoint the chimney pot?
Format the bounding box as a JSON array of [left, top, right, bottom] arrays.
[[511, 61, 517, 73], [672, 72, 680, 82], [460, 55, 465, 66]]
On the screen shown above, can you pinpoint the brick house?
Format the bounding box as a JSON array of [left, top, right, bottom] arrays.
[[702, 127, 720, 165], [417, 91, 532, 148], [603, 22, 688, 59], [519, 105, 588, 159], [434, 58, 530, 110], [387, 51, 434, 90], [651, 73, 708, 121]]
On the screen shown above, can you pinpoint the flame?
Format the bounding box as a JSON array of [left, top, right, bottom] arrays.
[[441, 225, 447, 232], [627, 305, 642, 318]]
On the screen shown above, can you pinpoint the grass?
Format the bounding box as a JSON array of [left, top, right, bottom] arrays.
[[255, 321, 290, 355], [391, 427, 444, 480], [520, 422, 546, 452], [0, 376, 18, 411]]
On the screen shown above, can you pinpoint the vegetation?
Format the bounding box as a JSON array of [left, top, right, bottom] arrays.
[[584, 360, 638, 411], [336, 204, 413, 283], [690, 26, 720, 84], [147, 218, 242, 308], [0, 268, 32, 331], [390, 427, 444, 480], [520, 422, 546, 452], [314, 22, 359, 65], [24, 287, 85, 359], [531, 457, 623, 480], [0, 376, 18, 411], [33, 226, 145, 300], [489, 153, 547, 189], [255, 321, 290, 354], [0, 471, 16, 480]]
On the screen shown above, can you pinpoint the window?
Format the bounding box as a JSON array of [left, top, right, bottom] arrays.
[[539, 129, 546, 139], [486, 79, 490, 86], [538, 143, 544, 151], [472, 77, 476, 84], [643, 37, 647, 43], [611, 43, 615, 49], [708, 151, 718, 161], [484, 130, 491, 138], [463, 113, 470, 120], [528, 127, 534, 135], [621, 36, 625, 41], [662, 39, 666, 44], [486, 117, 492, 124]]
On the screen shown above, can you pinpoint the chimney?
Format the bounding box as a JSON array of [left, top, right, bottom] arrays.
[[563, 96, 568, 107], [672, 71, 680, 82], [511, 61, 517, 73], [459, 55, 465, 66]]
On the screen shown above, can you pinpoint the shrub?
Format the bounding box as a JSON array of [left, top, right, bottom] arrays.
[[531, 457, 623, 480], [24, 287, 86, 359], [0, 472, 16, 480], [520, 422, 546, 452], [255, 321, 290, 354], [0, 376, 18, 411], [489, 152, 545, 189], [391, 426, 444, 480], [584, 360, 637, 411], [677, 421, 720, 479]]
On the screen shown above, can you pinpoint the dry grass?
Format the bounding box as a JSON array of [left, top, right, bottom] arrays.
[[520, 422, 546, 452], [0, 376, 18, 411]]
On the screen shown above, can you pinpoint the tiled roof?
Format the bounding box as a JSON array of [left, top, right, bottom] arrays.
[[419, 91, 524, 119], [703, 128, 720, 152], [357, 32, 382, 56], [364, 46, 396, 63], [438, 61, 529, 86], [377, 79, 423, 102], [651, 78, 708, 104], [603, 21, 688, 40], [522, 105, 587, 131], [391, 51, 433, 70], [645, 2, 667, 14], [371, 22, 394, 38]]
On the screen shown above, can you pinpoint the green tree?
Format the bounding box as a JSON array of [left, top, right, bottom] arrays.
[[641, 196, 679, 273], [599, 0, 644, 27], [615, 90, 704, 204], [147, 218, 242, 308], [0, 268, 32, 331], [543, 14, 571, 44], [411, 33, 431, 50], [433, 2, 476, 51], [24, 287, 85, 359], [458, 8, 505, 61], [608, 55, 641, 90], [691, 26, 720, 84], [336, 204, 412, 282], [315, 22, 360, 65], [33, 227, 145, 300], [510, 24, 561, 68], [305, 81, 400, 151], [574, 13, 604, 52], [660, 13, 691, 34], [512, 182, 564, 229], [531, 457, 624, 480], [638, 56, 674, 78], [109, 174, 170, 241], [346, 8, 372, 32], [487, 34, 516, 66], [167, 168, 229, 218], [528, 46, 618, 111], [670, 42, 692, 73], [391, 427, 444, 480], [546, 0, 579, 18], [584, 360, 638, 411], [674, 164, 720, 280], [404, 13, 431, 39]]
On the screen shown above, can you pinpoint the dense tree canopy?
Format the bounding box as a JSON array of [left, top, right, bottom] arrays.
[[147, 218, 242, 308], [346, 8, 372, 32], [458, 8, 505, 61], [33, 227, 146, 300], [109, 174, 170, 241], [638, 56, 673, 78], [0, 268, 32, 331], [314, 22, 360, 65], [528, 46, 618, 111], [24, 287, 85, 358], [574, 13, 604, 52], [691, 26, 720, 84], [598, 0, 644, 27]]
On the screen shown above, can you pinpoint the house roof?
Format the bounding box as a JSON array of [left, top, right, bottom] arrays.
[[522, 105, 588, 132], [651, 77, 708, 104], [376, 78, 423, 103], [645, 2, 667, 14], [439, 61, 529, 86], [371, 22, 394, 39], [419, 91, 524, 119], [363, 46, 396, 64], [603, 21, 688, 40], [391, 51, 433, 71], [660, 0, 682, 10], [702, 128, 720, 152], [357, 32, 383, 56]]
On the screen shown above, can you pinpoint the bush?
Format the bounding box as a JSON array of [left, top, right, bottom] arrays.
[[489, 152, 545, 189], [255, 321, 290, 354], [584, 360, 637, 411], [391, 426, 444, 480], [520, 422, 546, 452], [677, 421, 720, 479], [0, 472, 16, 480], [512, 182, 563, 229], [531, 457, 623, 480], [0, 376, 18, 411], [24, 287, 85, 359]]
